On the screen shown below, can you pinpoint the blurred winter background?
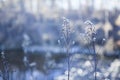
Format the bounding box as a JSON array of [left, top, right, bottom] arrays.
[[0, 0, 120, 80]]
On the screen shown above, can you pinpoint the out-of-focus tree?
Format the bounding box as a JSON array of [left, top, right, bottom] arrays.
[[0, 0, 5, 8], [91, 0, 94, 11], [51, 0, 56, 8], [19, 0, 25, 12], [37, 0, 40, 14], [8, 0, 14, 8], [67, 0, 72, 11], [29, 0, 33, 12]]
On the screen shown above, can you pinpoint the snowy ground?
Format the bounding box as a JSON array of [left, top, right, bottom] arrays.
[[0, 53, 120, 80]]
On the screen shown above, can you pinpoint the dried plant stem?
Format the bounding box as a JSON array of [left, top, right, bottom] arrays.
[[66, 26, 70, 80], [64, 31, 70, 80], [92, 35, 97, 80], [66, 45, 70, 80]]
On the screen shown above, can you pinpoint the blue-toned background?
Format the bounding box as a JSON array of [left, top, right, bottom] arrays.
[[0, 0, 120, 80]]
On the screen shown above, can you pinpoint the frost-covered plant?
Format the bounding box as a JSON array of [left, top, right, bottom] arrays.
[[22, 33, 31, 68], [0, 52, 9, 80], [22, 33, 34, 79], [56, 19, 107, 80], [84, 20, 97, 80], [58, 17, 75, 80], [82, 20, 106, 80]]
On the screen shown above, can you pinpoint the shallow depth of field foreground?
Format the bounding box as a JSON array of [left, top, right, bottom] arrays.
[[0, 0, 120, 80]]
